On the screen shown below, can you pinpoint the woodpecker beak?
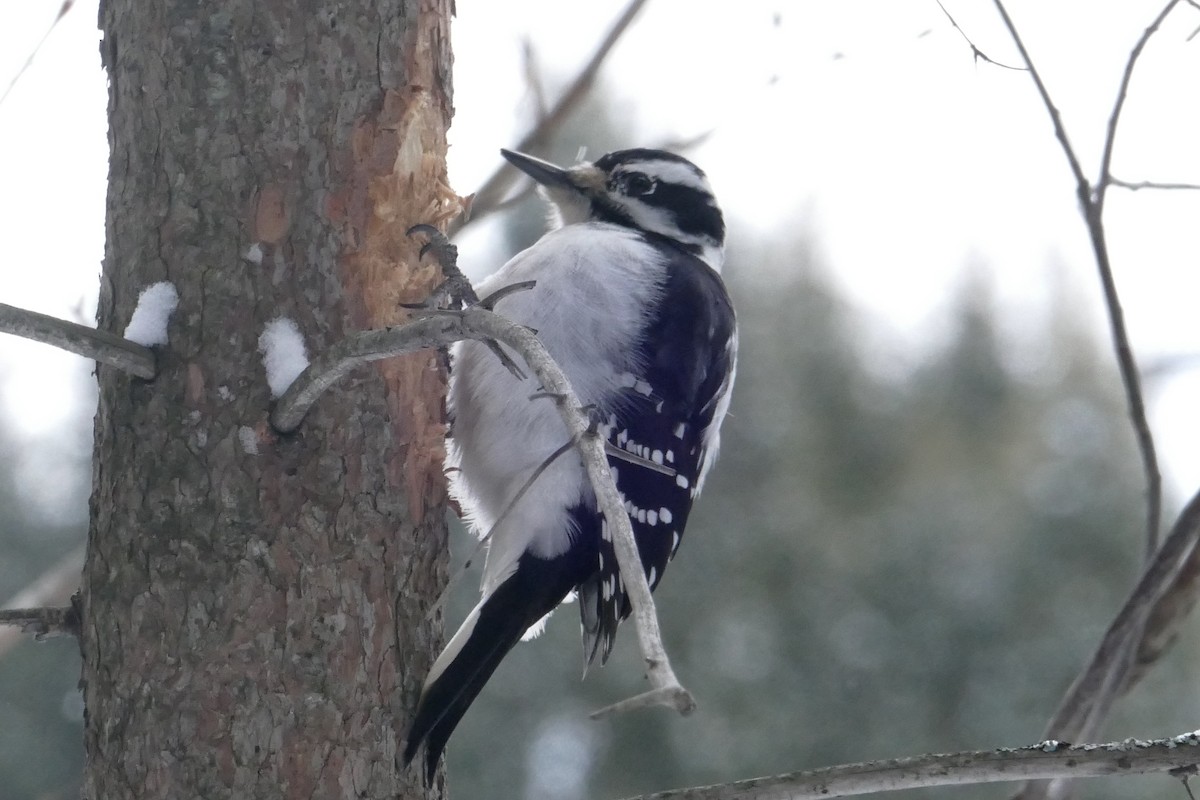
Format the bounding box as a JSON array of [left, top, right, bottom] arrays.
[[500, 149, 574, 189], [501, 149, 608, 195]]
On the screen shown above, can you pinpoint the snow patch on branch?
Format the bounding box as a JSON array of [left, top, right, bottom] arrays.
[[122, 282, 179, 346], [258, 317, 309, 398]]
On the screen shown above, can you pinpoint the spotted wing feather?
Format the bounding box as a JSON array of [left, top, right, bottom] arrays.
[[581, 242, 736, 665]]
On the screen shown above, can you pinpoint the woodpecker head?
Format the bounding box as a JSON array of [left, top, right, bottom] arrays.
[[501, 147, 726, 271]]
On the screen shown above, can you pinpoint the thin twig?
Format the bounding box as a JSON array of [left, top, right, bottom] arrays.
[[271, 308, 694, 714], [989, 2, 1091, 206], [1108, 177, 1200, 192], [1081, 4, 1182, 550], [992, 0, 1167, 581], [992, 7, 1185, 797], [426, 438, 577, 620], [616, 733, 1200, 800], [450, 0, 652, 234], [935, 0, 1024, 70], [605, 441, 676, 477], [0, 302, 157, 378], [0, 607, 79, 639], [0, 0, 74, 109], [1093, 0, 1183, 214], [0, 544, 85, 658]]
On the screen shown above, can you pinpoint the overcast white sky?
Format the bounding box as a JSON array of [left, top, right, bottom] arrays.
[[2, 1, 1199, 514]]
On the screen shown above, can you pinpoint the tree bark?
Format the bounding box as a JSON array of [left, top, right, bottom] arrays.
[[83, 1, 457, 797]]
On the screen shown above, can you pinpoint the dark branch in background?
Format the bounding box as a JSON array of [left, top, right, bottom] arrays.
[[0, 302, 157, 378], [934, 0, 1024, 70], [987, 2, 1192, 798], [1038, 488, 1200, 752], [270, 303, 694, 717], [616, 734, 1200, 800], [1109, 177, 1200, 192], [992, 0, 1176, 564], [520, 38, 549, 120], [1093, 1, 1184, 216], [0, 0, 75, 108], [449, 0, 651, 235]]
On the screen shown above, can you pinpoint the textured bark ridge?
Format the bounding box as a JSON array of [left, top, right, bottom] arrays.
[[84, 1, 456, 797]]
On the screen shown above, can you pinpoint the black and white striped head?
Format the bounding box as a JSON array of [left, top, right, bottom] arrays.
[[501, 148, 726, 272]]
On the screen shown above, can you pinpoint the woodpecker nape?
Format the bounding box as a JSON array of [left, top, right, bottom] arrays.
[[404, 147, 738, 781]]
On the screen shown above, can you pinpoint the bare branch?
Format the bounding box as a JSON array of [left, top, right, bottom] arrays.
[[0, 544, 85, 657], [1094, 1, 1184, 213], [1043, 487, 1200, 736], [989, 2, 1092, 198], [591, 683, 695, 719], [0, 606, 79, 639], [271, 317, 459, 432], [1128, 538, 1200, 689], [450, 0, 651, 234], [615, 734, 1200, 800], [520, 39, 549, 121], [271, 307, 694, 713], [0, 302, 157, 378], [1109, 177, 1200, 192], [1010, 486, 1200, 800], [935, 0, 1024, 70], [992, 9, 1190, 797], [0, 0, 74, 108], [992, 0, 1163, 560]]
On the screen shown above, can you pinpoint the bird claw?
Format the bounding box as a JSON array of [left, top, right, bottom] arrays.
[[408, 225, 533, 380], [407, 224, 479, 308]]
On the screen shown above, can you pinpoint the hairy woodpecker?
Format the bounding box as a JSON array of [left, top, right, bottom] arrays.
[[404, 147, 737, 779]]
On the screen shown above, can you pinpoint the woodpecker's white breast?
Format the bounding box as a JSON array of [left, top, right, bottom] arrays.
[[449, 222, 667, 594]]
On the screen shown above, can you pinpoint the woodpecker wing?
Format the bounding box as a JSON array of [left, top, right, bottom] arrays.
[[581, 243, 737, 665]]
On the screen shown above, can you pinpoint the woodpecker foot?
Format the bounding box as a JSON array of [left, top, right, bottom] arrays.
[[580, 404, 603, 436], [407, 224, 479, 308]]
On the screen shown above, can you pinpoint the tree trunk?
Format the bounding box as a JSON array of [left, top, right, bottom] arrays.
[[83, 1, 456, 797]]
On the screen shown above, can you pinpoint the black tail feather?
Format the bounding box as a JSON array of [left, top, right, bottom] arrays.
[[403, 550, 587, 781], [405, 608, 525, 782]]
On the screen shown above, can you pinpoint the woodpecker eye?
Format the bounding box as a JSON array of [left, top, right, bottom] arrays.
[[619, 173, 657, 197]]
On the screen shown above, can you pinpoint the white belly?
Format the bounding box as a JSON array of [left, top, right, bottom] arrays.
[[447, 223, 665, 593]]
